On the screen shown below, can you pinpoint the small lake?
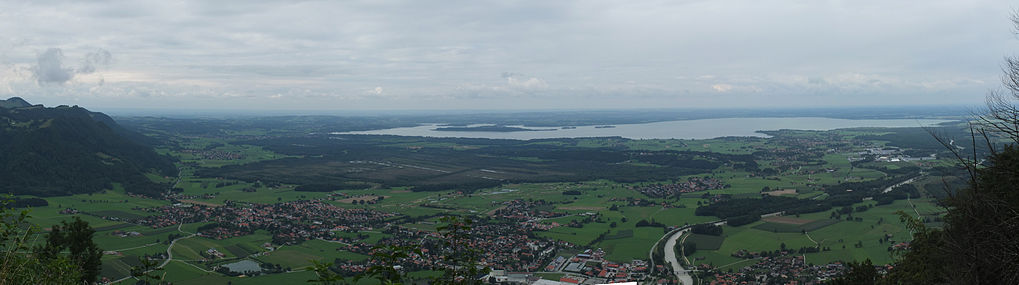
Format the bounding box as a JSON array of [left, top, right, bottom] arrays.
[[333, 117, 956, 140], [222, 259, 261, 273]]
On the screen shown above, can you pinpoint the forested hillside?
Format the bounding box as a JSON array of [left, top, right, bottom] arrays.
[[0, 98, 176, 197]]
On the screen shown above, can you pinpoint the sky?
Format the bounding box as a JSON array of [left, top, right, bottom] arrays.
[[0, 0, 1015, 111]]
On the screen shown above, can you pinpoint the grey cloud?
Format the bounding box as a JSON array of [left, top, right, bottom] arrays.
[[32, 47, 112, 85], [33, 48, 74, 85], [2, 0, 1010, 109], [79, 48, 112, 74]]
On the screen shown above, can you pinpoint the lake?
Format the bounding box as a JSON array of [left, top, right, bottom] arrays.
[[333, 117, 957, 140], [222, 259, 261, 273]]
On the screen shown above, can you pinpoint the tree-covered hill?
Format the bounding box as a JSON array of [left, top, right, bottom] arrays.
[[0, 98, 176, 197], [0, 97, 32, 109]]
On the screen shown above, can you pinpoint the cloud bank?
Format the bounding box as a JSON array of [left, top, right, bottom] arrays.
[[0, 0, 1010, 110]]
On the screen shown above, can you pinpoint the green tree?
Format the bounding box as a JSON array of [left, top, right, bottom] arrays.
[[831, 259, 878, 285], [885, 11, 1019, 284], [683, 242, 697, 257], [34, 216, 103, 284], [0, 198, 83, 284], [883, 212, 949, 284], [306, 260, 345, 285], [355, 244, 420, 285], [130, 257, 166, 285], [433, 216, 490, 285]]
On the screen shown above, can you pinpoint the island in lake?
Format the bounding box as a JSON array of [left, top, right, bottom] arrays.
[[434, 125, 557, 132]]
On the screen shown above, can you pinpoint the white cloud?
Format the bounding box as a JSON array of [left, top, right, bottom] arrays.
[[711, 84, 733, 92], [502, 72, 548, 90]]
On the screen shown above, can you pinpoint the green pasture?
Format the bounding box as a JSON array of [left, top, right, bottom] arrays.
[[171, 231, 273, 261], [686, 234, 725, 250], [258, 239, 369, 268], [689, 198, 942, 267]]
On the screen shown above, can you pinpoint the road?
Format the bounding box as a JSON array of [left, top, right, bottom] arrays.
[[112, 222, 196, 284], [882, 176, 920, 194], [158, 230, 196, 268], [110, 242, 159, 252], [317, 237, 352, 246]]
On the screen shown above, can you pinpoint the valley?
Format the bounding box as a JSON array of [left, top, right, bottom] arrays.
[[7, 112, 975, 284]]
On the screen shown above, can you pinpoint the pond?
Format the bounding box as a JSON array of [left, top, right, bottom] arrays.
[[222, 259, 261, 273]]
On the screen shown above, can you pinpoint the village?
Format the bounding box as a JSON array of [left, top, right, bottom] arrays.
[[705, 255, 856, 285], [134, 200, 394, 244], [484, 249, 655, 285], [632, 177, 730, 198]]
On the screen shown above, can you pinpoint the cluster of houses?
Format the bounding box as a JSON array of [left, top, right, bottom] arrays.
[[179, 149, 244, 160], [492, 199, 568, 221], [351, 222, 570, 273], [168, 193, 218, 201], [135, 200, 394, 244], [482, 249, 650, 285], [325, 201, 585, 277], [851, 147, 937, 163], [109, 230, 142, 238], [203, 248, 227, 259], [708, 256, 850, 284], [534, 249, 649, 284], [632, 177, 729, 198]]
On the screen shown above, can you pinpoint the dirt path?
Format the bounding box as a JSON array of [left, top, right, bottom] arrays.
[[716, 258, 760, 270], [805, 232, 820, 246], [111, 242, 159, 252], [317, 238, 352, 246]]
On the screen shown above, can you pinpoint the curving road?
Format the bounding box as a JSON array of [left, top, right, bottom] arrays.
[[112, 222, 196, 284], [158, 232, 196, 269], [882, 176, 920, 194]]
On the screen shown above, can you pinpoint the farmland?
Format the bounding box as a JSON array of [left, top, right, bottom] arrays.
[[15, 116, 973, 284]]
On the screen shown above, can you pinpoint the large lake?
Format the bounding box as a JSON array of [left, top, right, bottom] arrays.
[[334, 117, 956, 140]]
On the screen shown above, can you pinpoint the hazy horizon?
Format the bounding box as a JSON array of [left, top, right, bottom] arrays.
[[3, 99, 949, 116]]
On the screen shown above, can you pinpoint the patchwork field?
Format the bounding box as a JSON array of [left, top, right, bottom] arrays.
[[687, 198, 944, 268], [17, 125, 964, 283]]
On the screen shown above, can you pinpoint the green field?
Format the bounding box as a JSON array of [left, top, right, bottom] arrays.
[[258, 239, 369, 268], [752, 219, 841, 233], [687, 198, 942, 268], [15, 125, 964, 282], [686, 234, 725, 250]]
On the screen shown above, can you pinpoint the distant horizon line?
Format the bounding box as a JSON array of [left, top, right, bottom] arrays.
[[89, 104, 983, 117]]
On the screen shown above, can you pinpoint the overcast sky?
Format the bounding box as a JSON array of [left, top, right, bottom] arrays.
[[0, 0, 1014, 111]]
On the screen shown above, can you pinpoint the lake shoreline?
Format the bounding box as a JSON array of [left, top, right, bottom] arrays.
[[332, 117, 958, 140]]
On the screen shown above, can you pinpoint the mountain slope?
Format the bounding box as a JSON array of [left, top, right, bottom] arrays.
[[0, 97, 31, 109], [0, 99, 176, 197]]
